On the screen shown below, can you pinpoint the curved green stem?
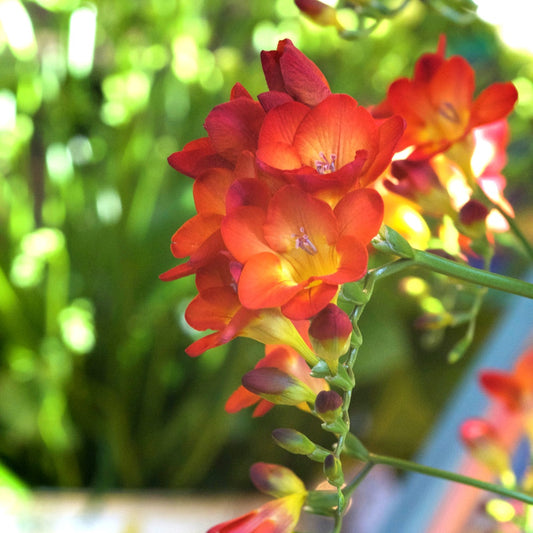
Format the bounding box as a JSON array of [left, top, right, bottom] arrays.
[[342, 461, 374, 502], [368, 452, 533, 506], [412, 249, 533, 299]]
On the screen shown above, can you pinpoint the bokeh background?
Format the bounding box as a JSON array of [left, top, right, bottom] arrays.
[[1, 0, 532, 507]]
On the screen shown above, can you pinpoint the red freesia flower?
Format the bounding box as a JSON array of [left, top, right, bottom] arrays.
[[374, 36, 518, 159], [184, 262, 318, 362], [257, 94, 404, 202], [226, 345, 328, 417], [222, 185, 383, 319]]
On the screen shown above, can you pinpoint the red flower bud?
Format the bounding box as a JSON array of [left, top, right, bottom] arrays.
[[309, 304, 352, 374], [242, 367, 317, 406]]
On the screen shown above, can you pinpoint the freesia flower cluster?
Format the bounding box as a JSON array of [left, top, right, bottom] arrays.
[[461, 348, 533, 530], [161, 38, 519, 531]]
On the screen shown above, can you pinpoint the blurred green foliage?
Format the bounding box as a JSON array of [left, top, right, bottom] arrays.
[[0, 0, 532, 492]]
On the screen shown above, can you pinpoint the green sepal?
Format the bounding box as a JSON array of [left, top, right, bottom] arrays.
[[341, 279, 369, 305], [372, 225, 414, 259], [311, 360, 331, 378], [304, 490, 338, 517], [322, 417, 349, 435], [326, 364, 355, 391], [344, 432, 370, 461], [308, 447, 331, 462]]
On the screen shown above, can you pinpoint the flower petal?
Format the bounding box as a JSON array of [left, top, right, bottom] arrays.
[[334, 188, 384, 243], [238, 252, 302, 309], [205, 98, 266, 162], [470, 82, 518, 128]]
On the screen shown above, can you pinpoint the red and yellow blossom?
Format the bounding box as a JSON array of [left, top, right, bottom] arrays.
[[208, 463, 307, 533], [179, 256, 317, 361], [226, 345, 328, 417], [256, 94, 404, 202], [221, 185, 383, 319], [374, 36, 518, 159]]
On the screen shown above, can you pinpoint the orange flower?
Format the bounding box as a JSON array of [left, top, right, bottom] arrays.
[[257, 94, 404, 203], [182, 257, 318, 362], [374, 36, 518, 159], [221, 185, 383, 319]]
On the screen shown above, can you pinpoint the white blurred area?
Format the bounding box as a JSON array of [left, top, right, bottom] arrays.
[[476, 0, 533, 55], [0, 492, 265, 533]]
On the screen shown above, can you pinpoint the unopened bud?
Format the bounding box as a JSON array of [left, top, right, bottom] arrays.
[[294, 0, 344, 30], [250, 462, 306, 498], [324, 454, 344, 488], [242, 367, 316, 406], [315, 390, 343, 422], [272, 428, 329, 462], [414, 312, 453, 330], [459, 199, 489, 239], [372, 225, 414, 259], [309, 304, 352, 375]]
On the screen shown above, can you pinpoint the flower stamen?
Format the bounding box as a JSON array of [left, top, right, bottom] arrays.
[[438, 102, 460, 123], [315, 152, 337, 174], [294, 226, 318, 255]]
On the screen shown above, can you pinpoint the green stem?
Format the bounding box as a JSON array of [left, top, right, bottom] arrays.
[[412, 249, 533, 299], [342, 461, 374, 502], [369, 452, 533, 506]]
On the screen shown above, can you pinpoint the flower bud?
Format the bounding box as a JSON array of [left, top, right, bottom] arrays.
[[315, 390, 343, 422], [294, 0, 344, 30], [387, 159, 451, 217], [309, 304, 352, 374], [272, 428, 316, 455], [414, 312, 453, 330], [242, 367, 316, 406], [460, 419, 511, 477], [372, 225, 414, 259], [323, 454, 344, 488], [250, 462, 306, 498], [458, 199, 489, 239], [272, 428, 329, 462]]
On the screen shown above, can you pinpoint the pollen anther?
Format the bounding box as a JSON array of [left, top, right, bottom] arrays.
[[438, 102, 460, 123], [294, 226, 318, 255], [315, 152, 337, 174]]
